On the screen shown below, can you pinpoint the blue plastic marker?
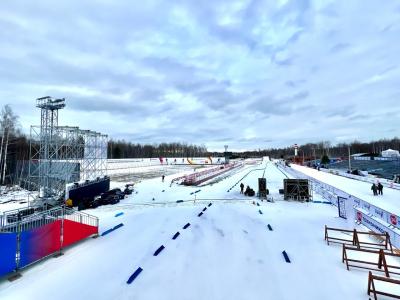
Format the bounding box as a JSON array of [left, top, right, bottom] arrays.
[[127, 267, 143, 284], [115, 212, 124, 218], [113, 223, 124, 230], [154, 245, 165, 256], [183, 223, 191, 229], [172, 232, 180, 240], [282, 251, 291, 263], [101, 223, 124, 236]]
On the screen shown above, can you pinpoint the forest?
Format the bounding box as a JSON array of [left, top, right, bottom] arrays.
[[1, 104, 399, 184]]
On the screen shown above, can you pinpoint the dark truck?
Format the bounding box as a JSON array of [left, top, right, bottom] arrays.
[[98, 188, 125, 206], [67, 177, 110, 210]]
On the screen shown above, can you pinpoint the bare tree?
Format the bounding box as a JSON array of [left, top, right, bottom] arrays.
[[0, 104, 20, 184]]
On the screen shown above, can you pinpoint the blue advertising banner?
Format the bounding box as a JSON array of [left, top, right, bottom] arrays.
[[0, 233, 17, 277]]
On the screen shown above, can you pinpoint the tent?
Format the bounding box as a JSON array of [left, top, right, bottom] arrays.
[[381, 149, 400, 158]]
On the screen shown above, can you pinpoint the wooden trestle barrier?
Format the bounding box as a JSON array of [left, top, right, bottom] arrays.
[[342, 245, 400, 277], [368, 271, 400, 300], [324, 226, 393, 252], [325, 226, 400, 299]]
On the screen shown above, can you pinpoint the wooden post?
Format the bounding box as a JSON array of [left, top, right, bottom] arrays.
[[386, 232, 393, 253], [353, 229, 360, 248], [342, 244, 345, 263], [325, 225, 328, 244], [368, 272, 378, 300]]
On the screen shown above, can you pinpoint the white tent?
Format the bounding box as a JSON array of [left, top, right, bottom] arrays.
[[381, 148, 400, 158]]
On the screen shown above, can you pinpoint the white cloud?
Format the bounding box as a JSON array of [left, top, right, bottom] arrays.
[[0, 0, 399, 151]]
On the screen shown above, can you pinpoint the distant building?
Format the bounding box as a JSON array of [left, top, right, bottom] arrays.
[[381, 149, 400, 158]]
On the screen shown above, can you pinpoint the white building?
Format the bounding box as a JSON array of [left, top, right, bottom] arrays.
[[381, 148, 400, 158]]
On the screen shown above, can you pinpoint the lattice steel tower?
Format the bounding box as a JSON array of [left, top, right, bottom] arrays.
[[36, 96, 66, 198]]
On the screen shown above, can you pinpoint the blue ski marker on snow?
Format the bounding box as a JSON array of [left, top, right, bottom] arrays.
[[101, 223, 124, 236], [113, 223, 124, 230], [256, 203, 260, 206], [202, 207, 207, 212], [154, 245, 165, 256], [313, 201, 331, 204], [115, 212, 124, 218], [183, 223, 191, 229], [268, 224, 273, 231], [198, 212, 203, 217], [208, 203, 212, 207], [127, 267, 143, 284], [101, 228, 113, 236], [282, 251, 291, 263], [172, 232, 180, 240], [176, 200, 184, 203], [259, 210, 263, 215]]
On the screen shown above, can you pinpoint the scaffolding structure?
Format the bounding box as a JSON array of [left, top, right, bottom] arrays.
[[28, 97, 107, 204]]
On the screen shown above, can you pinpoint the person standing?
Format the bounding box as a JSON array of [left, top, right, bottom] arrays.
[[377, 182, 383, 195], [371, 183, 378, 196], [240, 183, 244, 194], [162, 175, 165, 182]]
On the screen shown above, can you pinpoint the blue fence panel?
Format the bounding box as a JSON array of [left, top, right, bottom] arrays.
[[0, 232, 17, 277]]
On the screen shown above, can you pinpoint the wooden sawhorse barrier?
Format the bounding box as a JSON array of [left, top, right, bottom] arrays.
[[324, 226, 393, 252]]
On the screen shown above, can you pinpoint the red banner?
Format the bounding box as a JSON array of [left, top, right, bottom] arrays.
[[62, 219, 98, 248]]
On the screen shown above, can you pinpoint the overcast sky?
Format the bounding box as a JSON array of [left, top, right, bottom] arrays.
[[0, 1, 399, 151]]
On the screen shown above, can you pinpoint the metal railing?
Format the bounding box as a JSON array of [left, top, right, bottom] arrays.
[[0, 206, 99, 233], [64, 207, 99, 227]]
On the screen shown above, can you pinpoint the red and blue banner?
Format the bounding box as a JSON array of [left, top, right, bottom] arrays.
[[62, 219, 98, 248], [0, 232, 17, 277], [19, 220, 61, 268]]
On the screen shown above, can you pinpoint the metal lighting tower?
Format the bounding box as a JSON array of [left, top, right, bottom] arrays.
[[224, 145, 230, 164], [36, 96, 66, 199], [29, 97, 108, 206]]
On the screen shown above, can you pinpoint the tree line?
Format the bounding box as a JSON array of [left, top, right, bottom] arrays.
[[1, 103, 399, 185], [108, 140, 208, 159], [229, 139, 400, 160]]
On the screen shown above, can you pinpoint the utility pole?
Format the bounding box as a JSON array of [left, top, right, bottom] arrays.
[[348, 145, 352, 172]]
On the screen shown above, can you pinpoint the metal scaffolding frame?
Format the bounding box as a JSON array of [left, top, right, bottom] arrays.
[[28, 97, 107, 204]]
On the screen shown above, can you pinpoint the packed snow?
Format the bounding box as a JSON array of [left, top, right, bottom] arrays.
[[0, 160, 397, 299], [291, 164, 400, 216]]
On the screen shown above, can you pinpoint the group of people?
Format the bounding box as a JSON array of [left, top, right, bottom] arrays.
[[240, 182, 255, 196], [371, 182, 383, 196]]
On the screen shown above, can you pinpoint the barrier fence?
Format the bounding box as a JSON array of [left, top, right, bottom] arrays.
[[0, 206, 98, 278], [277, 163, 400, 248], [182, 162, 243, 185], [320, 168, 400, 191]]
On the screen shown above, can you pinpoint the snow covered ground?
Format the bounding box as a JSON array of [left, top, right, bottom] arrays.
[[291, 164, 400, 216], [0, 187, 37, 214], [0, 161, 394, 299]]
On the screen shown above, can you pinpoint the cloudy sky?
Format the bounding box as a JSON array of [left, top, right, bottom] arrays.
[[0, 0, 399, 151]]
